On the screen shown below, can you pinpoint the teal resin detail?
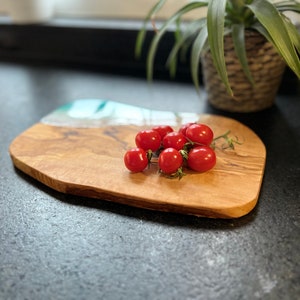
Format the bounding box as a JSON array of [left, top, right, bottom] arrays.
[[41, 99, 199, 128]]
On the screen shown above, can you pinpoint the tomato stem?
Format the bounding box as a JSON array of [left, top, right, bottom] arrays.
[[179, 149, 189, 160], [146, 150, 153, 168], [159, 166, 186, 180], [211, 130, 242, 150]]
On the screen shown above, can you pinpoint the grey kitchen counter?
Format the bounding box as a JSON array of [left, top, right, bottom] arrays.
[[0, 61, 299, 300]]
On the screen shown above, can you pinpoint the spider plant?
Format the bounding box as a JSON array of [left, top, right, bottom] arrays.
[[135, 0, 300, 96]]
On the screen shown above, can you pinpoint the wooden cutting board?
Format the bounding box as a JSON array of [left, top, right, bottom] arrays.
[[9, 99, 266, 218]]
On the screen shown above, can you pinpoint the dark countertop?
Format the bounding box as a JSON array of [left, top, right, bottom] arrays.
[[0, 61, 299, 300]]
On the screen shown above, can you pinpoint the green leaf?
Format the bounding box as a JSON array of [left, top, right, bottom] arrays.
[[275, 1, 300, 13], [282, 16, 300, 54], [168, 19, 182, 78], [251, 22, 274, 42], [146, 1, 209, 81], [207, 0, 233, 95], [232, 24, 255, 85], [191, 24, 209, 90], [166, 19, 207, 77], [135, 0, 167, 59], [247, 0, 300, 79], [230, 0, 246, 11]]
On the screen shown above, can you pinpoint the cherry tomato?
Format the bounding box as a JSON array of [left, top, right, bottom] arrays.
[[185, 123, 214, 146], [162, 132, 188, 151], [124, 148, 149, 172], [179, 122, 195, 136], [135, 129, 161, 152], [158, 148, 183, 174], [187, 146, 216, 172], [152, 125, 174, 139]]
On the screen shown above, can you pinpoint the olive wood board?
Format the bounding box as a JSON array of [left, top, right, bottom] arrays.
[[9, 99, 266, 218]]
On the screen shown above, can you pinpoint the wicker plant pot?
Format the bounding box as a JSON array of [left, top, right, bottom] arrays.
[[201, 30, 286, 112]]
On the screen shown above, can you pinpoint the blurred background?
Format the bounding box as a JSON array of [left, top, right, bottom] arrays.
[[0, 0, 205, 23], [0, 0, 298, 92]]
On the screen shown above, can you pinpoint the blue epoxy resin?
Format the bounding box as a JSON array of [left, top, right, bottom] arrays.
[[41, 99, 199, 128]]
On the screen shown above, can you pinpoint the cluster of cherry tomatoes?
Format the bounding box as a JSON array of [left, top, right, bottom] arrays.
[[124, 122, 217, 178]]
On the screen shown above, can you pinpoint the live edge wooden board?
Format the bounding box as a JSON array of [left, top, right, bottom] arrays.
[[10, 99, 266, 218]]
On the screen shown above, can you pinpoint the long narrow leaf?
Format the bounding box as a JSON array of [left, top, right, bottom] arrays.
[[191, 25, 209, 90], [180, 19, 212, 63], [166, 19, 207, 75], [146, 1, 209, 81], [207, 0, 233, 95], [168, 19, 182, 78], [247, 0, 300, 79], [232, 24, 255, 85], [282, 16, 300, 53], [135, 0, 167, 59], [253, 19, 300, 71], [275, 1, 300, 13], [252, 22, 275, 44]]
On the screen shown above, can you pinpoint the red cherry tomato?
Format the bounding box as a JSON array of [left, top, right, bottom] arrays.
[[185, 123, 214, 146], [135, 129, 161, 152], [152, 125, 174, 139], [124, 148, 149, 172], [158, 148, 183, 174], [179, 122, 195, 136], [187, 146, 216, 172], [162, 132, 188, 151]]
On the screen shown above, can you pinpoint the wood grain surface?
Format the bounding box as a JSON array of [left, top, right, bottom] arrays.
[[10, 114, 266, 218]]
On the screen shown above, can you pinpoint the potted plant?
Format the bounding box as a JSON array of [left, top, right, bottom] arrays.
[[136, 0, 300, 112]]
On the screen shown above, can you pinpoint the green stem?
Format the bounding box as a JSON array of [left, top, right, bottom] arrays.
[[211, 130, 242, 150]]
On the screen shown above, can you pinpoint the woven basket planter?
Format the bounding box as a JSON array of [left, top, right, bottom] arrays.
[[201, 30, 286, 112]]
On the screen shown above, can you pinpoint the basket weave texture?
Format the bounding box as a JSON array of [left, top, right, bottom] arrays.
[[201, 30, 286, 112]]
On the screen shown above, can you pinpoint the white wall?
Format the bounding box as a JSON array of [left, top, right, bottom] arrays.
[[0, 0, 298, 23], [0, 0, 204, 20]]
